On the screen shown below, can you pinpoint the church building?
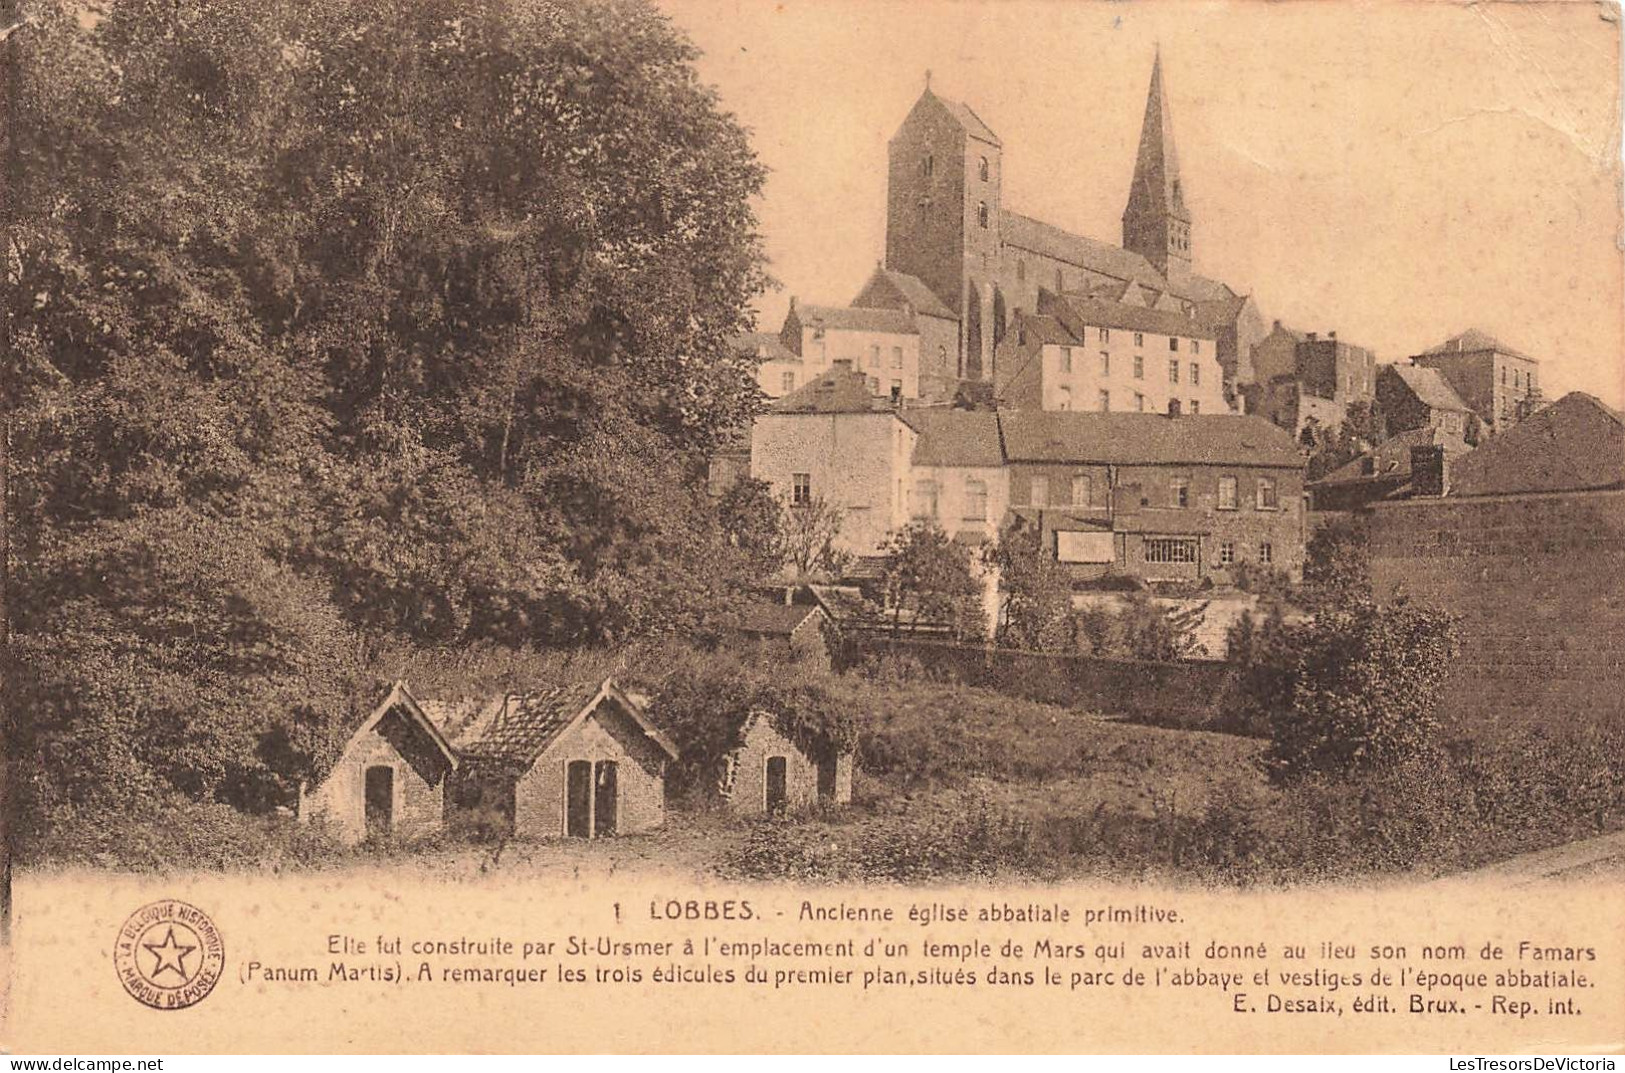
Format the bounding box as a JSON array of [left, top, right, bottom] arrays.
[[862, 52, 1268, 404]]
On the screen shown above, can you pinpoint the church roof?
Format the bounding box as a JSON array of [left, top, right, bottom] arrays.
[[1382, 364, 1471, 413], [795, 303, 917, 336], [1125, 49, 1190, 224], [1419, 329, 1537, 364], [853, 266, 956, 320], [925, 87, 1001, 146], [1447, 392, 1623, 497], [1001, 209, 1230, 305]]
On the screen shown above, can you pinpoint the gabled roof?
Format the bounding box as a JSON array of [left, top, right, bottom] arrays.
[[1042, 291, 1216, 341], [795, 303, 917, 336], [926, 88, 1001, 146], [734, 601, 828, 638], [1382, 364, 1472, 413], [852, 266, 956, 321], [901, 409, 1004, 467], [1313, 425, 1473, 488], [1000, 209, 1231, 304], [344, 681, 461, 771], [1419, 329, 1537, 364], [770, 367, 894, 414], [998, 412, 1304, 468], [1447, 392, 1623, 497], [459, 677, 679, 769], [732, 331, 800, 365]]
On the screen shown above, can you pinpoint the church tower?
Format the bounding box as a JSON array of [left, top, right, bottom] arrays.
[[884, 76, 1003, 380], [1121, 50, 1192, 279]]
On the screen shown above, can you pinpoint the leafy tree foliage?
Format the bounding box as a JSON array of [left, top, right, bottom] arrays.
[[985, 518, 1072, 652], [880, 521, 982, 640], [4, 0, 770, 825]]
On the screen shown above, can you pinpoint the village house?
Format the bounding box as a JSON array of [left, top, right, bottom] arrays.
[[300, 680, 462, 845], [453, 678, 679, 841], [1244, 323, 1376, 438], [849, 264, 962, 402], [994, 290, 1231, 416], [998, 410, 1307, 584], [1307, 425, 1473, 512], [732, 600, 836, 671], [779, 299, 924, 402], [1409, 329, 1542, 436], [718, 710, 854, 816], [733, 331, 804, 400], [1375, 363, 1474, 440]]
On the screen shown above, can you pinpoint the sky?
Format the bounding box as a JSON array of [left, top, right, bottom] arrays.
[[657, 0, 1624, 406]]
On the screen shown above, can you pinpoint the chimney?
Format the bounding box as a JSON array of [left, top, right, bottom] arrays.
[[1308, 332, 1318, 342], [788, 296, 797, 313], [1410, 445, 1448, 497], [1273, 319, 1283, 332], [1329, 331, 1338, 341]]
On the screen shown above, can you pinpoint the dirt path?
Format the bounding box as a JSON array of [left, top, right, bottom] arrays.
[[1440, 829, 1625, 885]]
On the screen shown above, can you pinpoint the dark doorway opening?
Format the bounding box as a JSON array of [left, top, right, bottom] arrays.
[[816, 756, 836, 801], [593, 761, 618, 837], [364, 765, 393, 839], [766, 756, 788, 812], [566, 760, 592, 838]]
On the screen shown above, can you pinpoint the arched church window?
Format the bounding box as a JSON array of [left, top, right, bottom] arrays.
[[977, 202, 989, 229], [923, 154, 935, 178], [979, 156, 990, 182]]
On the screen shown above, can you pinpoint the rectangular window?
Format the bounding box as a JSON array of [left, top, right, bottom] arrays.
[[780, 371, 795, 394], [1190, 400, 1200, 415], [1172, 476, 1190, 509], [1260, 542, 1274, 565], [911, 479, 939, 520], [869, 345, 880, 369], [1057, 385, 1071, 411], [891, 346, 903, 370], [1193, 340, 1201, 354], [1135, 392, 1146, 412], [1170, 337, 1181, 352], [1169, 359, 1180, 384], [1058, 346, 1072, 373], [1219, 541, 1235, 565], [1030, 476, 1049, 507], [1218, 476, 1237, 510], [1100, 352, 1110, 376], [889, 378, 903, 397], [1144, 538, 1199, 564], [1256, 477, 1279, 510], [1134, 355, 1144, 379], [1071, 474, 1092, 507], [1098, 389, 1110, 411], [867, 375, 880, 394], [1100, 328, 1111, 344], [791, 473, 811, 507], [1134, 332, 1144, 348], [964, 479, 987, 521], [1190, 363, 1200, 386]]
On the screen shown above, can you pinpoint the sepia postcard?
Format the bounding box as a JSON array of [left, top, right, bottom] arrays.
[[0, 0, 1622, 1056]]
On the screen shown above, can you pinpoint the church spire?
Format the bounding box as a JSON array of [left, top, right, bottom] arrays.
[[1122, 47, 1192, 277]]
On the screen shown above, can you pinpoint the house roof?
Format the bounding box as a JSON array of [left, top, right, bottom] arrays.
[[732, 331, 800, 365], [1419, 328, 1537, 364], [1313, 425, 1473, 488], [458, 677, 678, 769], [901, 409, 1005, 467], [1447, 391, 1623, 497], [734, 601, 826, 638], [998, 411, 1305, 468], [346, 681, 461, 772], [854, 266, 957, 321], [1042, 291, 1217, 340], [805, 584, 876, 624], [795, 303, 917, 336], [770, 367, 892, 414], [1383, 364, 1471, 413]]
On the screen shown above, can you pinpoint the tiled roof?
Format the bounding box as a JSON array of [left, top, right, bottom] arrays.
[[771, 367, 892, 414], [458, 678, 678, 768], [1002, 211, 1161, 286], [853, 267, 956, 320], [1383, 364, 1471, 413], [1420, 329, 1537, 364], [732, 331, 800, 364], [735, 601, 825, 638], [1448, 392, 1623, 497], [1043, 292, 1216, 340], [1314, 426, 1472, 488], [796, 304, 917, 335], [998, 411, 1305, 468], [901, 409, 1004, 467]]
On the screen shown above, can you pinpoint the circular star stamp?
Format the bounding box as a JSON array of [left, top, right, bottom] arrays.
[[113, 899, 225, 1010]]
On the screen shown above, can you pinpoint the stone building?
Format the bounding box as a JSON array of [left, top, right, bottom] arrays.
[[878, 55, 1266, 397], [733, 331, 804, 400], [454, 678, 679, 840], [301, 681, 461, 845], [1410, 329, 1542, 436], [995, 290, 1231, 416], [779, 300, 923, 402], [718, 710, 853, 816], [1366, 393, 1624, 734], [1245, 323, 1376, 438], [1374, 363, 1473, 440], [1307, 425, 1472, 512]]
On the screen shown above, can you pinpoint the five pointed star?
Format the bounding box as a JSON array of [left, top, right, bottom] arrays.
[[142, 926, 197, 981]]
